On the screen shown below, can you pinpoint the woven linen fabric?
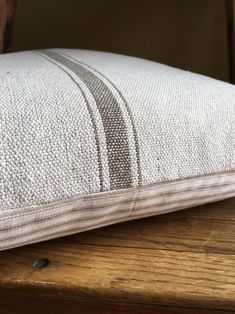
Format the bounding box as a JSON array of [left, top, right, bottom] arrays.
[[1, 49, 235, 250]]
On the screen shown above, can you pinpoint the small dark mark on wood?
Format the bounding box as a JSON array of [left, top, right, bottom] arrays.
[[33, 258, 50, 269]]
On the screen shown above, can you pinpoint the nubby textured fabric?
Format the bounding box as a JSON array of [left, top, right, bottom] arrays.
[[1, 49, 235, 250]]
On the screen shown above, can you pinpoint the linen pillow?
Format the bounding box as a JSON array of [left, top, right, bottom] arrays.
[[1, 49, 235, 251]]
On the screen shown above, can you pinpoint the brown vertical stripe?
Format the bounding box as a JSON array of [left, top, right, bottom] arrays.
[[34, 51, 105, 191], [41, 50, 132, 190], [58, 50, 142, 185]]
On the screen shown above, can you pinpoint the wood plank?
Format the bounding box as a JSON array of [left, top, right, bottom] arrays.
[[0, 0, 17, 53], [0, 293, 229, 314], [1, 198, 235, 313], [60, 197, 235, 255]]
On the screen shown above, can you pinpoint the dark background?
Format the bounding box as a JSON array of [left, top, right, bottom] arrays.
[[11, 0, 230, 82]]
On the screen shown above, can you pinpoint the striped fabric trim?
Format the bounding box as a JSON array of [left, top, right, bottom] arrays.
[[40, 50, 133, 190], [1, 171, 235, 251], [57, 50, 142, 186]]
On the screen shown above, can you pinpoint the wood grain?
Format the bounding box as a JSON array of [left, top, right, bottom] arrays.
[[1, 198, 235, 313], [0, 293, 229, 314], [0, 0, 16, 53]]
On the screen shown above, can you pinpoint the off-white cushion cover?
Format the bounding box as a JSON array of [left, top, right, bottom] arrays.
[[1, 49, 235, 250]]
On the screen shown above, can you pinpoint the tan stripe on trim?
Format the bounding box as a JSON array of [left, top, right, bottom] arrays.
[[1, 181, 235, 231], [2, 189, 235, 248], [2, 179, 235, 241], [2, 170, 235, 219], [2, 171, 235, 249]]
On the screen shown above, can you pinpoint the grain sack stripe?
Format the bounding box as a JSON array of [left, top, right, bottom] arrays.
[[34, 51, 105, 191], [58, 50, 142, 185], [42, 50, 132, 190]]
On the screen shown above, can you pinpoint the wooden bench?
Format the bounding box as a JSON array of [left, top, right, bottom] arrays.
[[1, 198, 235, 313], [1, 1, 235, 313]]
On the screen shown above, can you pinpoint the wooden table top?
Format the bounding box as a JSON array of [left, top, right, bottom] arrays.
[[1, 198, 235, 314]]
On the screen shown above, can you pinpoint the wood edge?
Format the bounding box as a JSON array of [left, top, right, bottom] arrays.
[[226, 0, 235, 83], [0, 288, 233, 314], [1, 265, 235, 313], [0, 0, 17, 53]]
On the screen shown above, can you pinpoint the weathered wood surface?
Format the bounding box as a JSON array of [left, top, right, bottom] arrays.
[[0, 0, 16, 53], [1, 197, 235, 313]]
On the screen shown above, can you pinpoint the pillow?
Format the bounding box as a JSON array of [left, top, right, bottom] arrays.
[[1, 49, 235, 251]]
